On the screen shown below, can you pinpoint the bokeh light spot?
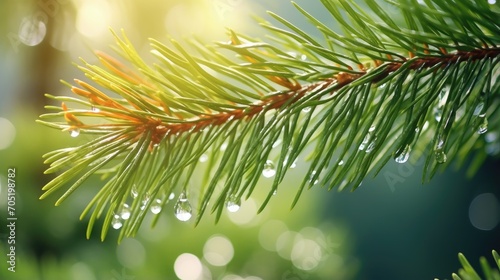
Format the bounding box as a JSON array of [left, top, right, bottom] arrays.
[[469, 193, 500, 231], [70, 262, 96, 280], [174, 253, 203, 280], [258, 220, 288, 251], [276, 231, 302, 260], [76, 1, 112, 38], [0, 118, 16, 150], [228, 198, 258, 226], [291, 239, 322, 271], [116, 238, 146, 269], [203, 235, 234, 266], [18, 17, 46, 46]]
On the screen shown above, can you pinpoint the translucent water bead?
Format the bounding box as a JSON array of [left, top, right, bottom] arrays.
[[395, 145, 411, 163], [262, 160, 276, 178], [434, 136, 447, 164], [477, 117, 488, 134], [226, 195, 241, 213], [69, 128, 80, 138], [111, 214, 123, 229], [120, 203, 131, 220], [174, 191, 192, 222], [150, 199, 163, 215]]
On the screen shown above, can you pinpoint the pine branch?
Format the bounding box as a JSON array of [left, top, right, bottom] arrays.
[[37, 0, 500, 241], [439, 250, 500, 280]]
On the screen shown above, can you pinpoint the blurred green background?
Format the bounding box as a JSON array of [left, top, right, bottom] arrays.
[[0, 0, 498, 279]]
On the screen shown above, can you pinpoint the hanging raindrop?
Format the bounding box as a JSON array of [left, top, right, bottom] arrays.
[[69, 128, 80, 138], [365, 138, 377, 153], [262, 160, 276, 178], [131, 184, 138, 198], [433, 87, 449, 122], [174, 191, 192, 222], [435, 151, 447, 163], [395, 145, 411, 163], [477, 117, 488, 134], [140, 193, 151, 211], [120, 203, 131, 220], [150, 198, 163, 214], [359, 134, 370, 150], [433, 106, 443, 122], [309, 170, 319, 185], [434, 135, 447, 164], [473, 101, 485, 116], [226, 194, 241, 213], [111, 214, 123, 229]]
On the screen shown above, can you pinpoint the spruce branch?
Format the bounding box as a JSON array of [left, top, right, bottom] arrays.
[[37, 0, 500, 241]]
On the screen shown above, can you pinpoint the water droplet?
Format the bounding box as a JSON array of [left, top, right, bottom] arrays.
[[131, 185, 138, 198], [435, 150, 447, 163], [433, 106, 443, 122], [120, 203, 131, 220], [302, 106, 311, 113], [273, 189, 278, 196], [436, 135, 445, 150], [174, 191, 192, 222], [473, 102, 485, 116], [338, 160, 344, 166], [477, 117, 488, 134], [262, 160, 276, 178], [151, 198, 162, 214], [395, 145, 411, 163], [199, 154, 208, 162], [290, 160, 297, 169], [226, 195, 241, 212], [91, 105, 100, 112], [168, 192, 175, 201], [433, 88, 449, 122], [140, 193, 151, 211], [300, 54, 307, 61], [369, 125, 376, 132], [69, 128, 80, 137], [112, 214, 123, 229], [309, 170, 319, 185], [365, 138, 377, 153], [359, 134, 370, 150]]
